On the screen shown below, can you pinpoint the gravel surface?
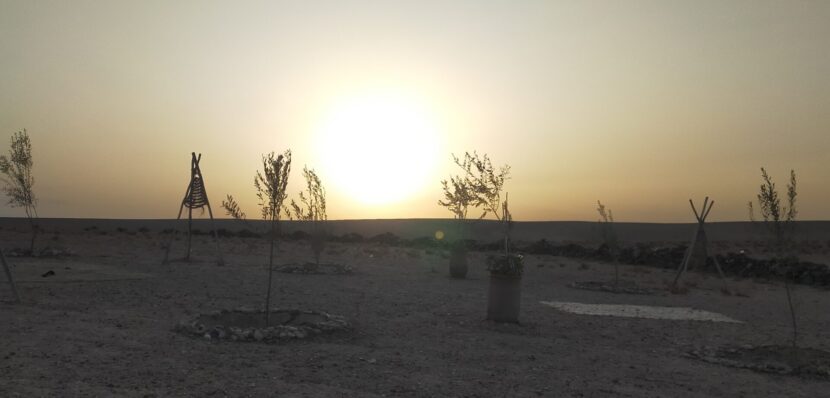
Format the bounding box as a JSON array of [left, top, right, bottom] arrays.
[[2, 228, 829, 397]]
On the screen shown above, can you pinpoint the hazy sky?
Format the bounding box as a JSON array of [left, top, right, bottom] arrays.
[[1, 1, 828, 221]]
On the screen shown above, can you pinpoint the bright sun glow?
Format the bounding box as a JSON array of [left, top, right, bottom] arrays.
[[314, 92, 443, 205]]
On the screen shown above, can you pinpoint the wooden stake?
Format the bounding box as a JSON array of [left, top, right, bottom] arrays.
[[1, 249, 20, 303], [712, 256, 729, 292], [702, 200, 714, 220], [673, 197, 729, 290], [186, 204, 193, 261], [673, 222, 699, 286], [162, 152, 224, 266], [689, 199, 701, 220]]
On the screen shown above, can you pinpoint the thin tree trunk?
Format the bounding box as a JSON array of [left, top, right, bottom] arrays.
[[185, 206, 192, 261], [265, 213, 275, 327], [1, 249, 20, 303], [779, 244, 798, 351], [784, 280, 798, 348], [26, 211, 37, 255], [313, 223, 321, 267], [28, 224, 36, 255]]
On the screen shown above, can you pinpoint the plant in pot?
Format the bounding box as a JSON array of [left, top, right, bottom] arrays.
[[485, 196, 523, 323], [438, 153, 477, 278], [453, 151, 519, 322]]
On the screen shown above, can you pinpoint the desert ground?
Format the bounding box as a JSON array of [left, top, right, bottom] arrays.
[[2, 220, 830, 397]]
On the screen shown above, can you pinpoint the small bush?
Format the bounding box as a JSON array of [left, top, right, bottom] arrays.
[[237, 229, 261, 239], [0, 129, 38, 252], [216, 228, 236, 238], [336, 232, 364, 243], [370, 232, 400, 245], [287, 230, 310, 241]]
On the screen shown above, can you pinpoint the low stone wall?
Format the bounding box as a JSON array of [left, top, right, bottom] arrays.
[[520, 239, 830, 288]]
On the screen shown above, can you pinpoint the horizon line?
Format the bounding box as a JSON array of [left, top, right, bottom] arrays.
[[1, 216, 829, 224]]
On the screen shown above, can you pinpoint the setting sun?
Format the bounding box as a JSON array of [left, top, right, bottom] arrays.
[[313, 91, 443, 206]]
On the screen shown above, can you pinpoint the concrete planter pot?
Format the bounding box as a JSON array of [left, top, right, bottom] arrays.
[[486, 254, 523, 323], [486, 273, 522, 323]]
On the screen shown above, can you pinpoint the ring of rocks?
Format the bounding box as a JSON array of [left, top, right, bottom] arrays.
[[687, 345, 830, 379], [568, 281, 660, 295], [274, 262, 353, 275], [175, 309, 350, 343]]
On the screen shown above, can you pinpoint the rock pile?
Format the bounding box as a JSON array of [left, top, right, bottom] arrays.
[[6, 246, 73, 258], [175, 309, 349, 343], [687, 345, 830, 379], [713, 253, 830, 286], [274, 262, 353, 275], [567, 281, 660, 295]]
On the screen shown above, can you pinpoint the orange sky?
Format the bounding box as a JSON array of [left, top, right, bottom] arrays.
[[0, 1, 828, 222]]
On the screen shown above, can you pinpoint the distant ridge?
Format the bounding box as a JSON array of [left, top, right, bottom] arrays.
[[2, 217, 830, 243]]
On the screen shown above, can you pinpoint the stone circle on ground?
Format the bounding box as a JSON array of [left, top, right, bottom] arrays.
[[687, 345, 830, 379], [175, 309, 350, 343], [7, 246, 74, 258], [274, 262, 353, 275], [568, 280, 660, 295]]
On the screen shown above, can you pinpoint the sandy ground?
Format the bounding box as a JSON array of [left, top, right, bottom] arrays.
[[1, 226, 829, 397]]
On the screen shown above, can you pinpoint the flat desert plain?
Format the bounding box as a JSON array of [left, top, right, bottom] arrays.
[[2, 219, 830, 397]]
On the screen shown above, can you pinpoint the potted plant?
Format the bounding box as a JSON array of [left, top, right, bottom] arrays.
[[485, 197, 523, 323], [451, 151, 519, 322]]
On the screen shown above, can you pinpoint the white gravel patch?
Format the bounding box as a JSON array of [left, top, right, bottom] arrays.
[[540, 301, 742, 323]]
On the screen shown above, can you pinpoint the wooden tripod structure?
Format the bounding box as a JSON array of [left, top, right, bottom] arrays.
[[162, 152, 224, 265], [1, 248, 20, 303], [672, 197, 728, 289]]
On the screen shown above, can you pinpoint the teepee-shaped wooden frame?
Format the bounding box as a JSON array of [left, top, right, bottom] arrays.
[[1, 249, 20, 303], [672, 197, 728, 289], [162, 152, 224, 265]]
